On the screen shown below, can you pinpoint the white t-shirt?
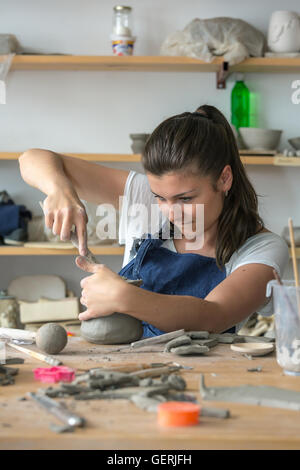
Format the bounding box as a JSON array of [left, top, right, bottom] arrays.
[[119, 170, 289, 326]]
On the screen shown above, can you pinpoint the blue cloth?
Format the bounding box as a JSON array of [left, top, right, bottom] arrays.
[[0, 203, 32, 236], [119, 228, 234, 338]]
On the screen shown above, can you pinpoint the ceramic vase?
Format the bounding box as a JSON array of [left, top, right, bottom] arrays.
[[268, 11, 300, 53]]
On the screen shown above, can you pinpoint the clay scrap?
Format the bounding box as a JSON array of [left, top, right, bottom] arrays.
[[163, 331, 274, 356], [35, 365, 194, 413], [199, 374, 300, 411], [0, 364, 19, 386]]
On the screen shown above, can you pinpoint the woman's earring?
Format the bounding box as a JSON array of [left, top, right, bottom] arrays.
[[225, 190, 228, 197]]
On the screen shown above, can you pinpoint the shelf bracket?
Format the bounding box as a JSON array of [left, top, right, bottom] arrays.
[[216, 61, 230, 89]]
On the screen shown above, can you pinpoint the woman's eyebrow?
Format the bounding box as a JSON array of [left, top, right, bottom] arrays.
[[151, 189, 197, 198]]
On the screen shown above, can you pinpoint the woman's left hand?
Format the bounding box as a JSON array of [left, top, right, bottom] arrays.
[[76, 256, 128, 321]]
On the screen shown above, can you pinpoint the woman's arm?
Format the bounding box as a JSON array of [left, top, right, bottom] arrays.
[[19, 148, 129, 254], [78, 258, 275, 333], [121, 263, 275, 332]]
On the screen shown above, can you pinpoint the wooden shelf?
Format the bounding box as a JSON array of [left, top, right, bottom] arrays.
[[1, 152, 141, 162], [0, 245, 299, 258], [6, 55, 300, 72], [2, 152, 298, 166], [0, 244, 125, 256]]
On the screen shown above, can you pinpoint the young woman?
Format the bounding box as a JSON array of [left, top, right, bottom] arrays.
[[19, 105, 289, 336]]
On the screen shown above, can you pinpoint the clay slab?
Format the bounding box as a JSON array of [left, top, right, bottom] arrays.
[[230, 342, 274, 356]]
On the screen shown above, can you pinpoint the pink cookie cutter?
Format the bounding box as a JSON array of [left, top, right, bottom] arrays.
[[33, 366, 75, 383]]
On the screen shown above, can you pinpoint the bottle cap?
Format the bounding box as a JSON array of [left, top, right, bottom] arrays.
[[157, 402, 200, 427]]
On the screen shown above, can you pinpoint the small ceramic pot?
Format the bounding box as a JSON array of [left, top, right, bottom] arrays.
[[129, 134, 151, 154], [268, 11, 300, 53]]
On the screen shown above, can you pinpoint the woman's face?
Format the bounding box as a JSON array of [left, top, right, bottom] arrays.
[[146, 165, 232, 241]]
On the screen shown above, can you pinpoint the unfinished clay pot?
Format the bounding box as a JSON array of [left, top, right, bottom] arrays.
[[80, 279, 144, 344]]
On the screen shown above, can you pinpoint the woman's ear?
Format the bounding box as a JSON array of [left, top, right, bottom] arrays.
[[218, 165, 233, 193]]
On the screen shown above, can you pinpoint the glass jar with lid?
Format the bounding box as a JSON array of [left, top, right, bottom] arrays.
[[111, 5, 136, 56], [113, 5, 133, 36]]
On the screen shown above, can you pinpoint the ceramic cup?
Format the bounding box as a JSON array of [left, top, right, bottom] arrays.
[[268, 11, 300, 53]]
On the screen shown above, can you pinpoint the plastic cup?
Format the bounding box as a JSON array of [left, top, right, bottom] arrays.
[[267, 280, 300, 376], [111, 35, 136, 56]]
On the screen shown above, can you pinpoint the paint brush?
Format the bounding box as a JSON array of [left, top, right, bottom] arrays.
[[7, 341, 62, 367], [288, 218, 300, 315], [288, 218, 299, 287]]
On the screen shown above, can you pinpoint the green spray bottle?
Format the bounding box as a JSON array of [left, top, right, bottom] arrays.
[[231, 73, 250, 130]]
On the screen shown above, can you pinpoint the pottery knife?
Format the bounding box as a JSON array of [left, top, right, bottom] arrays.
[[39, 201, 97, 263], [27, 392, 85, 428]]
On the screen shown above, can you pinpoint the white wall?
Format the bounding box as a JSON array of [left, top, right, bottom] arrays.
[[0, 0, 299, 297]]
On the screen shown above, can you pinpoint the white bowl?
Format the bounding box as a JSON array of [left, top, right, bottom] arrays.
[[239, 127, 282, 151]]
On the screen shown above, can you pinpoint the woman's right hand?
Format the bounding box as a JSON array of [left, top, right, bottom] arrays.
[[41, 189, 88, 256]]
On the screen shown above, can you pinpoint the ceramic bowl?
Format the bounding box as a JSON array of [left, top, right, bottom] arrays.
[[239, 127, 282, 151], [288, 137, 300, 150], [129, 133, 151, 154]]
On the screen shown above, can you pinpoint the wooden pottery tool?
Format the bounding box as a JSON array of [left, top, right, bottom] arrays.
[[7, 341, 62, 366], [230, 342, 274, 356], [288, 218, 299, 287]]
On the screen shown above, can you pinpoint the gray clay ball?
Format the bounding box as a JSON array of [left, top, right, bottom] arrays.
[[36, 322, 68, 354]]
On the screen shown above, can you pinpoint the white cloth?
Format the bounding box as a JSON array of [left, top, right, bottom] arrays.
[[119, 170, 289, 325]]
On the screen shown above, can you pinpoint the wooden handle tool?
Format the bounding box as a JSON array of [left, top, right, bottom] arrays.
[[7, 342, 62, 366]]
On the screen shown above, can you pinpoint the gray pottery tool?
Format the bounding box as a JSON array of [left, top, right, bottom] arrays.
[[39, 200, 96, 263], [28, 392, 85, 428]]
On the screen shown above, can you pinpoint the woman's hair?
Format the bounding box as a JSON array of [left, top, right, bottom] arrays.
[[142, 104, 264, 268]]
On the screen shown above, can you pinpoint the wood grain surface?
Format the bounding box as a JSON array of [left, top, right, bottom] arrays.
[[1, 337, 300, 450]]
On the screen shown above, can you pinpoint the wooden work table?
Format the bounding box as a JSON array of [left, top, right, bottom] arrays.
[[1, 337, 300, 450]]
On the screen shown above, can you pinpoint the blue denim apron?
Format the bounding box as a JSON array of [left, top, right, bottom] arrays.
[[118, 225, 234, 337]]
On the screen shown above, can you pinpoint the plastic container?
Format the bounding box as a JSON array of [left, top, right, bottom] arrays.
[[111, 35, 135, 56], [157, 402, 200, 427], [231, 74, 250, 130], [267, 280, 300, 376], [33, 366, 75, 383]]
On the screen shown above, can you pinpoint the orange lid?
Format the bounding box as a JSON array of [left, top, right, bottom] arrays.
[[157, 402, 200, 427]]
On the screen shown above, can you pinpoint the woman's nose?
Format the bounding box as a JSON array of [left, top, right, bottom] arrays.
[[161, 202, 183, 223]]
